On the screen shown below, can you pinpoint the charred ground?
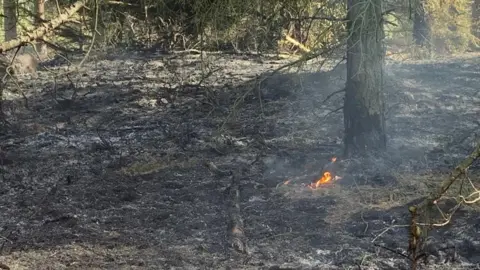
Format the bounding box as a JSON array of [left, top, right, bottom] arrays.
[[0, 51, 479, 269]]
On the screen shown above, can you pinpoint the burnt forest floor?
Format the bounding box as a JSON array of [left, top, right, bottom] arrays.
[[0, 50, 479, 270]]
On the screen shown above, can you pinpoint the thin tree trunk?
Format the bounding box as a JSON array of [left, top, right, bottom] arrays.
[[3, 0, 17, 41], [34, 0, 48, 58], [413, 0, 431, 47], [343, 0, 386, 157]]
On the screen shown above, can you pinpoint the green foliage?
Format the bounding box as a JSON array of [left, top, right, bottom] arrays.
[[426, 0, 476, 53], [382, 0, 478, 58], [6, 0, 478, 56], [86, 0, 347, 53], [0, 0, 346, 53]]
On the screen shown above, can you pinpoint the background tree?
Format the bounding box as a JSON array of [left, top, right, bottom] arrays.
[[34, 0, 47, 58], [413, 0, 431, 47], [343, 0, 386, 157], [424, 0, 474, 54], [3, 0, 17, 41]]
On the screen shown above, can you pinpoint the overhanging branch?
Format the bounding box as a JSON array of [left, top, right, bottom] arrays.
[[0, 1, 86, 53]]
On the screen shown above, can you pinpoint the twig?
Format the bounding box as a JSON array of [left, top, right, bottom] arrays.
[[371, 224, 409, 243], [374, 243, 411, 261], [323, 106, 344, 120], [322, 88, 345, 104], [296, 16, 347, 22], [407, 142, 480, 269]]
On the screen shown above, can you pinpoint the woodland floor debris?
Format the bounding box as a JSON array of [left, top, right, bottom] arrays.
[[0, 51, 479, 269]]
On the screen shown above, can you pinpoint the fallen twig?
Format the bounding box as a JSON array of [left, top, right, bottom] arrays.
[[374, 243, 411, 261]]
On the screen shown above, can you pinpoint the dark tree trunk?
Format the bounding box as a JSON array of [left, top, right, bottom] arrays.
[[3, 0, 17, 42], [343, 0, 386, 157], [413, 0, 431, 47]]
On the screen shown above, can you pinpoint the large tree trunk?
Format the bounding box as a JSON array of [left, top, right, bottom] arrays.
[[34, 0, 48, 59], [413, 0, 431, 47], [3, 0, 17, 41], [343, 0, 386, 157], [473, 0, 480, 40]]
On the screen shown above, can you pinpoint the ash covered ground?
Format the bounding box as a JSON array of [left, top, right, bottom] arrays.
[[0, 51, 479, 269]]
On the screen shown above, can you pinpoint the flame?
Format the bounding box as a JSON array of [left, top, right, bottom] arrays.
[[309, 171, 332, 189], [308, 157, 338, 189], [280, 157, 341, 190]]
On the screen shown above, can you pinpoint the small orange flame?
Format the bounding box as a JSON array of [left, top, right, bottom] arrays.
[[281, 157, 340, 190], [309, 171, 332, 189], [308, 157, 338, 189]]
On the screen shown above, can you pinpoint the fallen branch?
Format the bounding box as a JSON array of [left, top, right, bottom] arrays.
[[225, 174, 248, 254]]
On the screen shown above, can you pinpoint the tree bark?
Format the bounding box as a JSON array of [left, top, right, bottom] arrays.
[[343, 0, 386, 157], [413, 0, 431, 47], [3, 0, 17, 41], [34, 0, 48, 58]]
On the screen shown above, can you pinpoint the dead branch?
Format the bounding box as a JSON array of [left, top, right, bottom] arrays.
[[323, 106, 344, 120], [322, 88, 345, 104], [283, 33, 311, 53], [408, 206, 425, 270], [296, 16, 347, 22], [0, 1, 86, 53], [105, 0, 138, 6], [415, 142, 480, 211], [225, 175, 248, 254], [374, 243, 411, 261], [407, 142, 480, 270], [459, 171, 480, 204]]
